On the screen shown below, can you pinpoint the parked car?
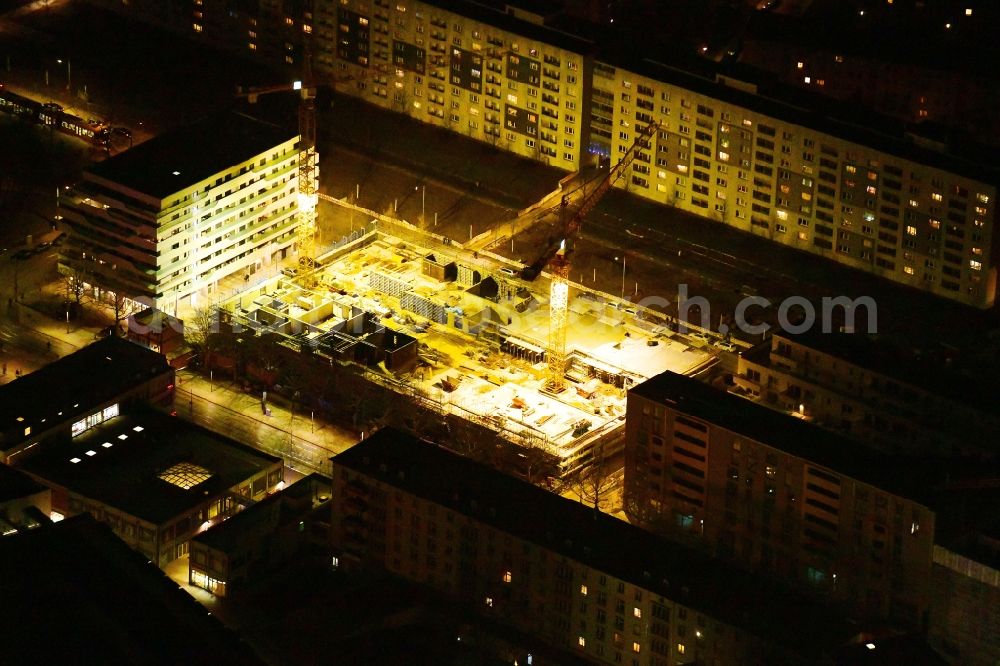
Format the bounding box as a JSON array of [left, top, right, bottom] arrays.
[[714, 340, 737, 352]]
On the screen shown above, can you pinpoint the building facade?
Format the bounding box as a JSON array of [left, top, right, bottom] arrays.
[[89, 1, 998, 308], [17, 406, 283, 568], [732, 331, 1000, 457], [331, 428, 855, 665], [0, 337, 175, 465], [624, 371, 938, 628], [60, 112, 301, 313], [318, 0, 593, 171], [588, 59, 997, 308]]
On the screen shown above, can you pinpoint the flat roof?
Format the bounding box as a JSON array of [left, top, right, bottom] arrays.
[[630, 371, 996, 506], [332, 428, 857, 655], [85, 112, 297, 200], [774, 331, 997, 415], [193, 474, 330, 553], [0, 463, 47, 503], [595, 50, 999, 184], [424, 0, 594, 54], [0, 336, 172, 451], [20, 405, 281, 525], [0, 514, 264, 665]]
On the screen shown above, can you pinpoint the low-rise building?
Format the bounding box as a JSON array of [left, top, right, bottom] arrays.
[[0, 336, 175, 465], [59, 112, 301, 313], [126, 307, 185, 356], [0, 463, 52, 535], [732, 331, 1000, 456], [17, 404, 283, 568], [189, 473, 331, 597], [331, 427, 861, 665]]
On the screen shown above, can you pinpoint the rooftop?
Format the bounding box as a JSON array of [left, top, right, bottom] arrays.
[[424, 0, 594, 54], [774, 330, 998, 416], [19, 405, 281, 525], [0, 514, 263, 666], [332, 428, 858, 656], [85, 112, 297, 200], [0, 462, 48, 503], [630, 371, 1000, 507], [0, 336, 172, 451], [193, 473, 331, 553]]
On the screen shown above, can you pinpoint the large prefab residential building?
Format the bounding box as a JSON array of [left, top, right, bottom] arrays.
[[88, 0, 997, 308], [330, 428, 859, 665], [587, 57, 997, 309], [59, 112, 301, 313]]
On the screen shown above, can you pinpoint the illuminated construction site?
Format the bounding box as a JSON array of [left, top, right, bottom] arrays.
[[216, 204, 715, 476]]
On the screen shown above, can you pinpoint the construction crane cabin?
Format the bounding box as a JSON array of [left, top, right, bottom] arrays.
[[522, 122, 660, 394]]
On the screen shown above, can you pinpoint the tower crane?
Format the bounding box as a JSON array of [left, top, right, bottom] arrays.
[[236, 52, 374, 269], [523, 122, 660, 393]]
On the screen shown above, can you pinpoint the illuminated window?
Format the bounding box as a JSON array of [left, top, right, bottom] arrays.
[[633, 642, 641, 653], [284, 16, 293, 25], [503, 570, 512, 583], [578, 637, 586, 647], [977, 193, 990, 204], [970, 260, 982, 271], [904, 266, 914, 275], [906, 225, 917, 236], [633, 607, 642, 618], [485, 597, 493, 607], [677, 644, 686, 655], [931, 192, 943, 202], [580, 585, 588, 596], [192, 23, 203, 32], [23, 426, 31, 436], [70, 457, 81, 464], [103, 404, 119, 421], [909, 199, 919, 207], [159, 462, 213, 490]]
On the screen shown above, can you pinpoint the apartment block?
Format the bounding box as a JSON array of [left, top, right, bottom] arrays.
[[318, 0, 593, 170], [589, 58, 997, 308], [624, 370, 946, 627], [330, 428, 858, 665], [60, 112, 301, 312], [90, 0, 998, 308], [733, 331, 1000, 457]]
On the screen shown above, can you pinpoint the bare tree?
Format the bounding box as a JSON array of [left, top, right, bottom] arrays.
[[572, 449, 617, 513], [108, 290, 147, 337], [185, 305, 219, 365], [61, 267, 89, 311]]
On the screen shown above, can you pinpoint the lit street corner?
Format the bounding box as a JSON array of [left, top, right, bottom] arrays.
[[173, 369, 359, 475]]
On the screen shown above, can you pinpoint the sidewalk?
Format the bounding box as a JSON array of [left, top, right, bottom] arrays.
[[175, 369, 360, 472]]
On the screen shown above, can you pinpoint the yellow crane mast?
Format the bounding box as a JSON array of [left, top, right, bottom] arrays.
[[523, 123, 661, 393]]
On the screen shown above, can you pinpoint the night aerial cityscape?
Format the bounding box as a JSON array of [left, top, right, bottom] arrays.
[[1, 0, 998, 663]]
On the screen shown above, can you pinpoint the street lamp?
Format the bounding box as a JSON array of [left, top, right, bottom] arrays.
[[56, 58, 70, 92]]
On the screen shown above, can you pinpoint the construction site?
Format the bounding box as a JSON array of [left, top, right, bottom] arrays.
[[216, 203, 715, 477]]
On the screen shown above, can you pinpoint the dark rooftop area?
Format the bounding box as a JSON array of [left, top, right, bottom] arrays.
[[19, 404, 281, 525], [0, 515, 263, 666], [0, 462, 47, 503], [193, 473, 330, 553], [0, 336, 172, 451], [775, 330, 999, 416], [424, 0, 594, 53], [333, 428, 859, 656], [745, 0, 1000, 79], [630, 371, 1000, 507], [86, 111, 296, 200]]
